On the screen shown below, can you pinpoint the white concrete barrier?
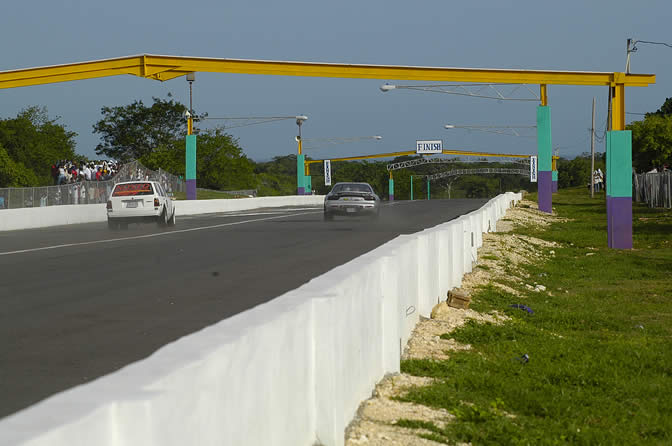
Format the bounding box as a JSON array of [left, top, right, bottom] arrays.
[[0, 193, 521, 446], [0, 196, 325, 232]]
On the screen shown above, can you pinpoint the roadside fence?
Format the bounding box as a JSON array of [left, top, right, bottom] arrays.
[[0, 161, 184, 210], [633, 171, 672, 209]]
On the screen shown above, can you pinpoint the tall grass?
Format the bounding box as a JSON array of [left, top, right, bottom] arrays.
[[397, 188, 672, 445]]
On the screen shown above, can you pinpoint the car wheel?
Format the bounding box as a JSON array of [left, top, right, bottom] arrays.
[[157, 209, 168, 227], [168, 209, 176, 226], [323, 211, 334, 221], [107, 219, 118, 230]]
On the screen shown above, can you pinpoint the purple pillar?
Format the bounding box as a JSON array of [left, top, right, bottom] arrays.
[[607, 196, 633, 249], [186, 179, 197, 201], [552, 181, 558, 192], [297, 186, 305, 195], [538, 171, 553, 213]]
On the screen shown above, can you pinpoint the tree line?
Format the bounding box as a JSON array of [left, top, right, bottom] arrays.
[[3, 96, 669, 196]]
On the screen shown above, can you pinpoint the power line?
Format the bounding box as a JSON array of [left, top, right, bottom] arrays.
[[635, 39, 672, 49], [626, 38, 672, 73]]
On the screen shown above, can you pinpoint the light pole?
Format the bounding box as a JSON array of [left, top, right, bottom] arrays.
[[444, 124, 536, 138], [380, 83, 540, 102], [298, 134, 383, 195], [185, 72, 197, 200], [295, 115, 308, 195]]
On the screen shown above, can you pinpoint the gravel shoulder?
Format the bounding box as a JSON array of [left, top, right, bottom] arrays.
[[344, 199, 562, 446]]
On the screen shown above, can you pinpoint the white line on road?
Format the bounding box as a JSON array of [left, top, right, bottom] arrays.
[[0, 210, 321, 257]]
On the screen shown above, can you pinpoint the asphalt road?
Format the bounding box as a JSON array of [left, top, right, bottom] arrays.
[[0, 198, 486, 418]]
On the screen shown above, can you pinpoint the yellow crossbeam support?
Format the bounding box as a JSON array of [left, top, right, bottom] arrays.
[[0, 54, 656, 90]]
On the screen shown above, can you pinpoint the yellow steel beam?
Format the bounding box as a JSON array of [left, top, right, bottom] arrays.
[[305, 150, 418, 164], [304, 149, 533, 165], [611, 84, 626, 131], [0, 54, 656, 90]]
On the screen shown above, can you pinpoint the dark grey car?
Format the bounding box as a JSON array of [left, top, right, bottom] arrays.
[[323, 182, 381, 220]]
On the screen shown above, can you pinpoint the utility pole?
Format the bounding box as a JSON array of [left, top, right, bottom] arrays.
[[590, 97, 596, 198]]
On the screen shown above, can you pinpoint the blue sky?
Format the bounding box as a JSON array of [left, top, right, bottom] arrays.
[[1, 0, 669, 161]]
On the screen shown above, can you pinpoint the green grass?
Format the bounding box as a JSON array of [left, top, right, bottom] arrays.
[[173, 189, 252, 200], [396, 187, 672, 445]]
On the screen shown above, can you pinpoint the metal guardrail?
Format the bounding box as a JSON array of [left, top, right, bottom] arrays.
[[0, 161, 184, 210], [633, 171, 672, 209]]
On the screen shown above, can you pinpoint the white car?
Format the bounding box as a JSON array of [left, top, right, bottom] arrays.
[[106, 181, 176, 229]]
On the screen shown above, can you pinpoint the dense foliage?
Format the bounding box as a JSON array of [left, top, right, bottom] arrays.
[[0, 107, 78, 187], [627, 97, 672, 172], [628, 113, 672, 172], [93, 97, 187, 162]]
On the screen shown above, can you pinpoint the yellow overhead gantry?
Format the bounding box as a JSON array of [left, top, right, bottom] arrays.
[[0, 53, 654, 130], [0, 54, 654, 89], [0, 53, 654, 248]]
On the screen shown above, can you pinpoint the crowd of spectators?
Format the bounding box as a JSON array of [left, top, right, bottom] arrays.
[[50, 160, 120, 185], [1, 160, 182, 210]]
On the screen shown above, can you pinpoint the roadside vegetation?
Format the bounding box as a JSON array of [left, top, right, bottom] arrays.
[[392, 188, 672, 445], [3, 96, 670, 200]]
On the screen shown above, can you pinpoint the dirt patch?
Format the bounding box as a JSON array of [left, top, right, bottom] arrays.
[[344, 199, 556, 446]]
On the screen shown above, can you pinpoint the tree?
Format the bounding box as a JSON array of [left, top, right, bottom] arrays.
[[195, 129, 256, 190], [649, 97, 672, 117], [627, 114, 672, 171], [140, 128, 256, 191], [0, 146, 39, 187], [0, 106, 77, 186], [93, 97, 187, 162]]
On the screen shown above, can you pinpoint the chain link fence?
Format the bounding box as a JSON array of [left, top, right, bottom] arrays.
[[0, 161, 184, 210], [633, 171, 672, 209]]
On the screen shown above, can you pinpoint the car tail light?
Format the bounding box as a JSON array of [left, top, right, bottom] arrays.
[[327, 195, 339, 200], [364, 195, 375, 201], [106, 200, 112, 210], [154, 198, 160, 207]]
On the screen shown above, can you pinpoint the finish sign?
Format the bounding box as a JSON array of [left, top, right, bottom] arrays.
[[529, 155, 538, 183], [324, 160, 332, 186], [416, 140, 443, 154]]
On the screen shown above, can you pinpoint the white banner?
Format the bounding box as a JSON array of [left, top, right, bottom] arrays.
[[530, 155, 538, 183], [324, 160, 332, 186], [416, 140, 443, 154]]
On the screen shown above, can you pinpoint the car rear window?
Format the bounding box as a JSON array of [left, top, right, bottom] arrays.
[[331, 184, 372, 194], [112, 183, 154, 197]]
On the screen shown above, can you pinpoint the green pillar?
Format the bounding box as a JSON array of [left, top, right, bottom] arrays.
[[304, 175, 312, 195], [537, 106, 552, 213], [410, 175, 413, 200], [606, 131, 633, 249], [388, 178, 394, 201], [297, 154, 305, 195], [552, 170, 559, 192], [427, 178, 430, 200], [185, 135, 197, 200]]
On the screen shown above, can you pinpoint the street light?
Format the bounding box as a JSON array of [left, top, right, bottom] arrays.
[[380, 82, 540, 102], [444, 124, 537, 138], [186, 72, 196, 135], [185, 72, 197, 200], [301, 135, 382, 151], [295, 115, 308, 154], [295, 132, 383, 195]]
